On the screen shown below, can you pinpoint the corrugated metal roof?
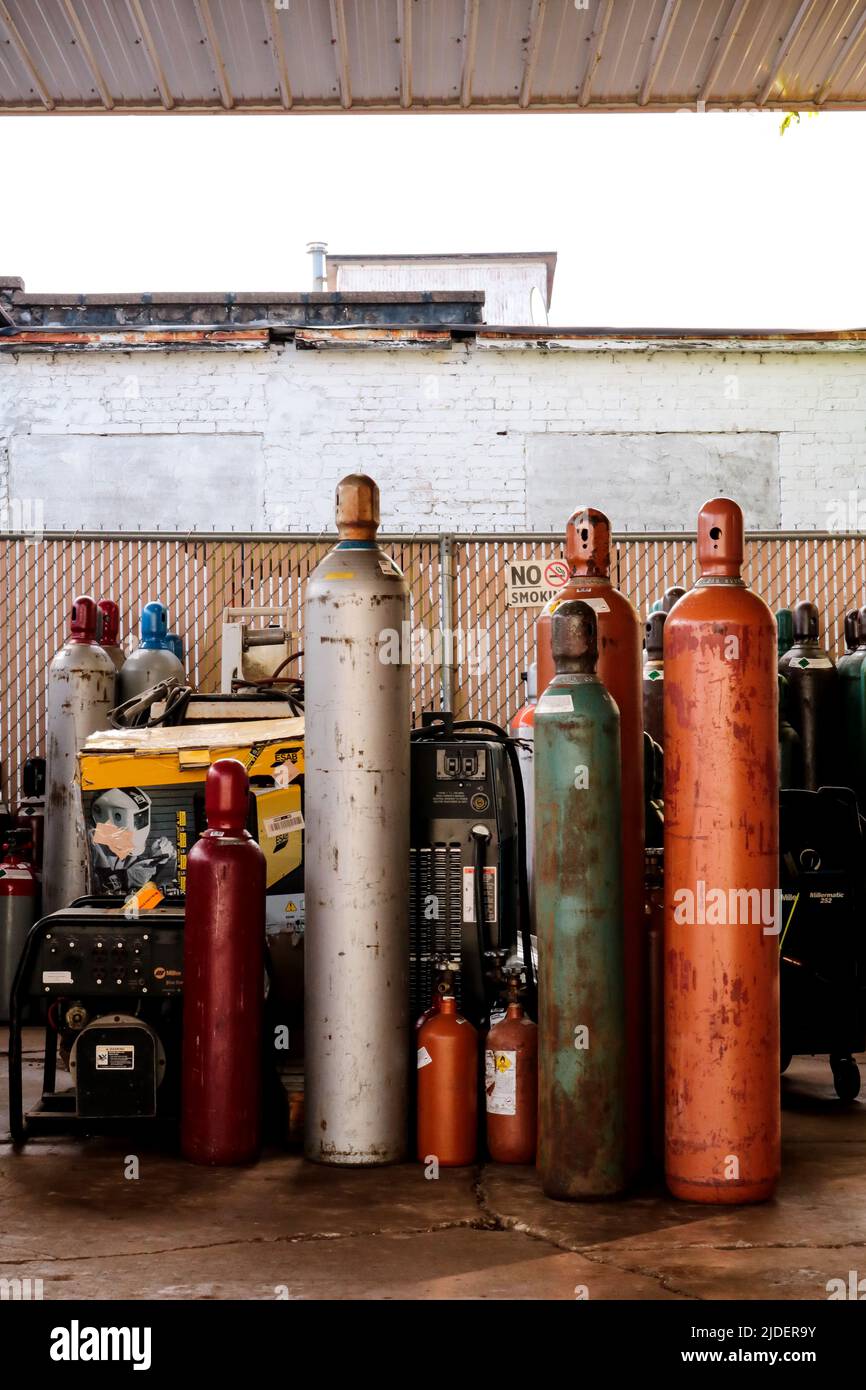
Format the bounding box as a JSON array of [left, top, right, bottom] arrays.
[[2, 0, 866, 113]]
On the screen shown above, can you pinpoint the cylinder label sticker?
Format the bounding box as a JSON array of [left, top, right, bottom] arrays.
[[417, 1046, 433, 1070], [646, 669, 663, 681], [793, 657, 833, 669], [537, 694, 573, 713], [485, 1049, 517, 1115]]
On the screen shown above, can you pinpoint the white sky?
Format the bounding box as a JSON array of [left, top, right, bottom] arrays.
[[1, 109, 863, 328]]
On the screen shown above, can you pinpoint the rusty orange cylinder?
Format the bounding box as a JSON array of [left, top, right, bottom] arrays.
[[484, 998, 538, 1164], [664, 498, 780, 1204], [536, 507, 646, 1178], [416, 996, 477, 1167]]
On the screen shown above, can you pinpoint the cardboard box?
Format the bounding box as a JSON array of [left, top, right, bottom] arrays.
[[79, 718, 305, 936]]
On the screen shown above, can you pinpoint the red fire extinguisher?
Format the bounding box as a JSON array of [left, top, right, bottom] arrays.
[[181, 759, 266, 1165], [0, 829, 36, 1024], [484, 971, 537, 1164]]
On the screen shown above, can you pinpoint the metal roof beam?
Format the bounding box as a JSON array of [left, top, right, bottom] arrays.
[[520, 0, 547, 108], [579, 0, 614, 107], [0, 0, 54, 109], [640, 0, 681, 106], [397, 0, 412, 108], [758, 0, 818, 105], [62, 0, 114, 109], [698, 0, 751, 102], [194, 0, 233, 109], [329, 0, 352, 109], [460, 0, 480, 108], [262, 0, 292, 109], [816, 0, 866, 104], [126, 0, 174, 108]]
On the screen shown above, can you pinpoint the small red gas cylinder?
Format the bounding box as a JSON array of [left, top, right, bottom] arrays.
[[484, 973, 537, 1164], [417, 994, 478, 1167], [181, 759, 266, 1165], [0, 829, 36, 1025]]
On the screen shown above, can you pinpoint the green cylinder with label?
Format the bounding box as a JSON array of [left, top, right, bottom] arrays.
[[534, 599, 626, 1199]]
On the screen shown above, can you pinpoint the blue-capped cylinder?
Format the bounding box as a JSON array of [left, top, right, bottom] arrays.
[[117, 601, 185, 704]]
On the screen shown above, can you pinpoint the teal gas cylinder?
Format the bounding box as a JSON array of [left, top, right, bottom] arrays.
[[776, 609, 794, 667], [534, 599, 626, 1199]]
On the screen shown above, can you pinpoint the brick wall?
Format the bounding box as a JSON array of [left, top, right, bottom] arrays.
[[2, 342, 864, 532]]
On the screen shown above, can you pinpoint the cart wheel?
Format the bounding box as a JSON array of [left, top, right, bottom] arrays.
[[780, 1051, 793, 1074], [831, 1057, 861, 1102]]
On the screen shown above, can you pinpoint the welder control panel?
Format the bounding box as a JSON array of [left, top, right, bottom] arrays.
[[31, 912, 184, 997]]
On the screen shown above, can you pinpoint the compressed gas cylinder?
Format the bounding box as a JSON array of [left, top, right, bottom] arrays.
[[166, 633, 184, 662], [536, 508, 644, 1178], [484, 975, 537, 1164], [181, 759, 265, 1165], [661, 585, 686, 613], [843, 609, 860, 653], [117, 602, 185, 704], [304, 475, 410, 1166], [664, 498, 780, 1204], [43, 597, 117, 915], [510, 664, 537, 896], [776, 609, 794, 668], [535, 599, 626, 1198], [643, 611, 666, 747], [417, 994, 477, 1167], [17, 756, 45, 892], [97, 600, 125, 671], [837, 608, 866, 802], [779, 676, 804, 790], [782, 601, 840, 791], [0, 829, 36, 1024]]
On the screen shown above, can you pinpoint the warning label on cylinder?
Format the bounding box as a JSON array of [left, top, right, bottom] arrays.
[[95, 1045, 135, 1070], [463, 866, 497, 923], [485, 1049, 517, 1115], [417, 1046, 433, 1070], [505, 558, 568, 609]]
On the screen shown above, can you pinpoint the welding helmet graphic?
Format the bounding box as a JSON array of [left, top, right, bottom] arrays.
[[91, 787, 152, 860]]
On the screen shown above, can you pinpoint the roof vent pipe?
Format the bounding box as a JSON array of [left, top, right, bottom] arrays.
[[307, 241, 328, 292]]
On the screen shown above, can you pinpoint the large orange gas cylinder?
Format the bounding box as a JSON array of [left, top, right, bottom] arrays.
[[417, 995, 477, 1167], [536, 507, 646, 1177], [664, 498, 780, 1204], [484, 974, 537, 1164]]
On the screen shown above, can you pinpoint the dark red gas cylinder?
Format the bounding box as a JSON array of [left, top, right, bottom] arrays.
[[181, 759, 266, 1165]]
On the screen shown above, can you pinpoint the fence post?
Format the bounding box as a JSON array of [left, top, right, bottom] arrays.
[[438, 533, 455, 711]]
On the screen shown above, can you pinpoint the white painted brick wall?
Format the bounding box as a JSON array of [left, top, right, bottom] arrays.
[[2, 342, 865, 531]]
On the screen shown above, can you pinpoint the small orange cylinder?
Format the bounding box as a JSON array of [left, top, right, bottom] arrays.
[[536, 507, 646, 1178], [416, 996, 477, 1167], [485, 997, 538, 1164], [664, 497, 780, 1204]]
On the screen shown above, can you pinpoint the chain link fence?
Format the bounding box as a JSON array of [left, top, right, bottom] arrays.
[[2, 530, 865, 803]]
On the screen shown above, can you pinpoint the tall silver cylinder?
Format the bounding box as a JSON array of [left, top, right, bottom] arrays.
[[43, 610, 117, 915], [304, 493, 410, 1165]]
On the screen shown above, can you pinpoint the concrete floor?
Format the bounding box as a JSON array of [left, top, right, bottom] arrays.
[[1, 1029, 864, 1301]]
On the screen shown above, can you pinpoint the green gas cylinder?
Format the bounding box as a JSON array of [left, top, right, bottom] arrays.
[[534, 599, 626, 1199], [776, 609, 794, 667]]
